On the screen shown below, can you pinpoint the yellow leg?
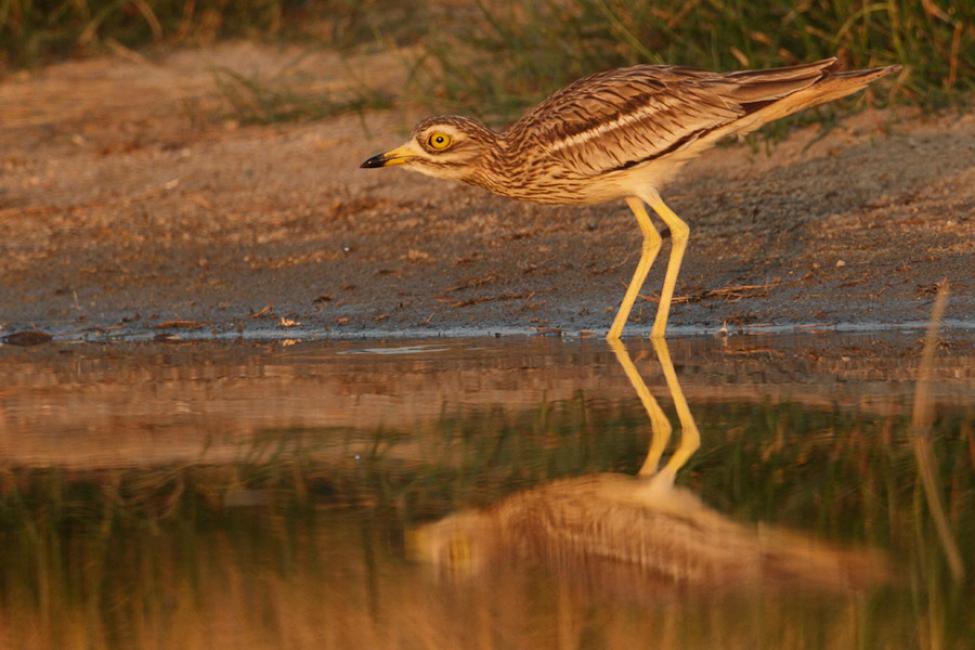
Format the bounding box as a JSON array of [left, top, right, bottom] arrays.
[[607, 197, 663, 340], [653, 338, 700, 480], [646, 193, 690, 339], [608, 339, 672, 477]]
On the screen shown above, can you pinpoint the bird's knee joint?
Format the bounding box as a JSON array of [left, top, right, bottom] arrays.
[[671, 223, 690, 242], [642, 234, 662, 252]]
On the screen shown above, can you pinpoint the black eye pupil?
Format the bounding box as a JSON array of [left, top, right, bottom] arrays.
[[436, 137, 444, 143]]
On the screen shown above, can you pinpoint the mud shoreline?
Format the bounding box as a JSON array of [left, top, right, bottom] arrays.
[[2, 43, 973, 342]]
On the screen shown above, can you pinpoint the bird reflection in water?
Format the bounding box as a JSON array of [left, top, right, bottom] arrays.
[[411, 339, 886, 592]]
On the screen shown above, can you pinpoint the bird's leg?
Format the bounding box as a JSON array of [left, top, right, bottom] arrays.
[[652, 338, 700, 482], [608, 338, 673, 477], [607, 197, 663, 340], [646, 193, 690, 339]]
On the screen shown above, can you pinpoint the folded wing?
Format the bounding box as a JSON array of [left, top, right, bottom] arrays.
[[507, 59, 845, 177]]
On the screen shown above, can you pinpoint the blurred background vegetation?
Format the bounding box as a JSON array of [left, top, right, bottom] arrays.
[[1, 397, 972, 647], [1, 1, 972, 120]]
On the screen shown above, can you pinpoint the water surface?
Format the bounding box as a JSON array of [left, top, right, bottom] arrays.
[[1, 333, 973, 649]]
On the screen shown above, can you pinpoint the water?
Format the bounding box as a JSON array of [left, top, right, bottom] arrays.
[[1, 333, 973, 649]]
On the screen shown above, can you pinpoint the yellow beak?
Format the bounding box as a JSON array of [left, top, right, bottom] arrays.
[[360, 146, 414, 168]]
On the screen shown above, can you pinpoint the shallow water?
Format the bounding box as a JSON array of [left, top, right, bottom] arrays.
[[1, 333, 973, 649]]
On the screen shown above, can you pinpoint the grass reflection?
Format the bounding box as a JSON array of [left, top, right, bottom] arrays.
[[412, 340, 889, 611], [0, 342, 972, 648]]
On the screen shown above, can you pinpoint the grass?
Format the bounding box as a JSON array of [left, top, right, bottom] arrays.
[[408, 0, 974, 123], [3, 2, 972, 127], [0, 0, 423, 69], [0, 0, 288, 68], [211, 0, 974, 129], [212, 66, 394, 125], [0, 396, 972, 647]]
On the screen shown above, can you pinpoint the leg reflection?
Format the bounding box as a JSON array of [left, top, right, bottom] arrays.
[[412, 338, 887, 594], [607, 338, 671, 477], [608, 338, 700, 483]]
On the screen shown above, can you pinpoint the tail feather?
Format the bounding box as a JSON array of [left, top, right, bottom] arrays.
[[725, 57, 838, 81], [721, 58, 836, 104], [830, 65, 901, 83], [767, 63, 900, 114], [715, 62, 899, 139]]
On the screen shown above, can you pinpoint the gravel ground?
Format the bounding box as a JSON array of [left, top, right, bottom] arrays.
[[1, 42, 973, 341]]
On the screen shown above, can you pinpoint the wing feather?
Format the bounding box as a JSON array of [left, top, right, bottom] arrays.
[[505, 60, 838, 177]]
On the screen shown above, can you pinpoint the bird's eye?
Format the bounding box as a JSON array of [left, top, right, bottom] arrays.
[[427, 132, 452, 150]]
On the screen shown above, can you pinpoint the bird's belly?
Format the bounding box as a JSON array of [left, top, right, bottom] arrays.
[[480, 157, 682, 205]]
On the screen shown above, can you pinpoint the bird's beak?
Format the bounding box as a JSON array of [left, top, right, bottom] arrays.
[[360, 146, 414, 168]]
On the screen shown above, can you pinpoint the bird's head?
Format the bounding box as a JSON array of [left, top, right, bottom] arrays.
[[360, 115, 497, 182], [407, 510, 495, 579]]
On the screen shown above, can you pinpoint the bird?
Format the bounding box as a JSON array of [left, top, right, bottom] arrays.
[[409, 339, 887, 592], [361, 58, 898, 339]]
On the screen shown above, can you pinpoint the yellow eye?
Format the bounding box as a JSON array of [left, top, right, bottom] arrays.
[[427, 132, 452, 150]]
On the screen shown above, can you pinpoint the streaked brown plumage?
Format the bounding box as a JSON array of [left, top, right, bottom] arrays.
[[362, 58, 898, 338], [411, 472, 886, 591], [409, 340, 887, 592]]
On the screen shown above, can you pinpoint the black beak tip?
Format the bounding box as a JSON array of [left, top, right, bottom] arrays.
[[360, 153, 386, 169]]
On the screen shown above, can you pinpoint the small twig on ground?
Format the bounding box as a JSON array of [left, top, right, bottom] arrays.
[[700, 280, 781, 302], [444, 273, 498, 293], [449, 291, 535, 308], [636, 279, 781, 305]]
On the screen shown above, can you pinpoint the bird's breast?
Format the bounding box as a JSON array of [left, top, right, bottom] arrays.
[[471, 151, 621, 205]]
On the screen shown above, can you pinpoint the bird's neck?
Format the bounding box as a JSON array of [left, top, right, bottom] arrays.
[[466, 136, 533, 200]]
